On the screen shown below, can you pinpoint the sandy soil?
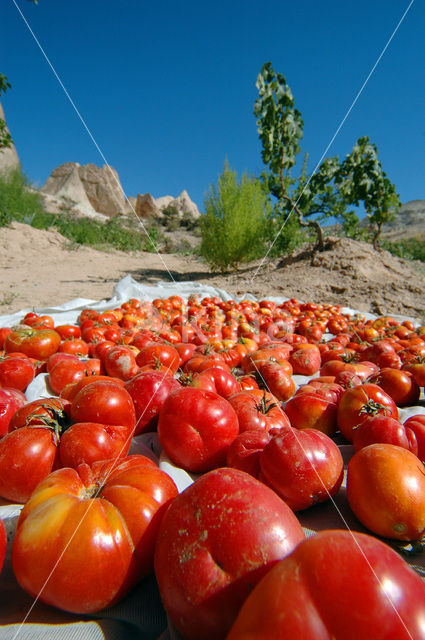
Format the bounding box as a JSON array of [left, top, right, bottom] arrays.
[[1, 222, 424, 322]]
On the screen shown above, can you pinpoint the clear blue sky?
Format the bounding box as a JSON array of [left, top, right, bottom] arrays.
[[1, 0, 423, 212]]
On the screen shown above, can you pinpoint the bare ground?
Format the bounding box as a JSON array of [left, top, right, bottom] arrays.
[[1, 222, 424, 322]]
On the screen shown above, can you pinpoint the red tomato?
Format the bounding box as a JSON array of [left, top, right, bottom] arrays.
[[404, 414, 425, 462], [347, 443, 425, 540], [104, 345, 139, 381], [226, 429, 272, 477], [402, 361, 425, 387], [227, 530, 425, 640], [259, 427, 343, 511], [285, 392, 338, 437], [55, 324, 81, 340], [229, 390, 290, 433], [259, 361, 296, 402], [12, 455, 177, 613], [70, 380, 136, 435], [352, 414, 418, 454], [154, 467, 305, 640], [0, 387, 26, 436], [59, 422, 131, 468], [368, 368, 420, 407], [337, 383, 398, 442], [60, 374, 124, 402], [0, 354, 34, 391], [4, 326, 61, 359], [190, 366, 240, 399], [288, 343, 321, 375], [157, 387, 239, 472], [48, 358, 89, 395], [136, 343, 180, 375], [125, 371, 181, 435], [58, 338, 89, 356]]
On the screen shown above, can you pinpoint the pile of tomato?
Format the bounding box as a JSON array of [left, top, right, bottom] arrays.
[[1, 293, 425, 639]]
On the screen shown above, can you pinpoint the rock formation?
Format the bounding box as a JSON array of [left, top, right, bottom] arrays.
[[0, 103, 20, 173], [42, 162, 130, 216], [134, 193, 162, 219]]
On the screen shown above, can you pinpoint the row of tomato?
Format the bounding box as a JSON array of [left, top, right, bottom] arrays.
[[0, 294, 425, 638]]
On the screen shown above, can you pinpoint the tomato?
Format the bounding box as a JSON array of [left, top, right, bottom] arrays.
[[60, 374, 124, 401], [226, 429, 272, 477], [337, 383, 398, 442], [258, 361, 296, 402], [58, 338, 89, 356], [12, 455, 177, 613], [347, 443, 425, 540], [154, 467, 305, 640], [55, 324, 81, 340], [48, 358, 89, 395], [285, 392, 338, 437], [227, 530, 425, 640], [402, 361, 425, 387], [404, 415, 425, 462], [190, 366, 240, 399], [288, 343, 321, 376], [259, 427, 343, 511], [368, 368, 420, 407], [157, 387, 239, 473], [0, 354, 34, 391], [125, 371, 181, 435], [136, 343, 180, 375], [4, 326, 61, 359], [59, 421, 131, 468], [70, 380, 136, 436], [229, 390, 290, 433], [0, 387, 26, 436], [352, 415, 418, 454], [104, 345, 139, 381], [9, 397, 70, 431]]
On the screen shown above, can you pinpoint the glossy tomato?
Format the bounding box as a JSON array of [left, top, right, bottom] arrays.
[[229, 390, 290, 433], [259, 427, 344, 511], [0, 387, 26, 437], [125, 371, 181, 435], [226, 429, 272, 477], [403, 414, 425, 462], [4, 326, 61, 359], [70, 380, 136, 435], [0, 519, 5, 574], [347, 443, 425, 540], [154, 467, 305, 640], [12, 455, 178, 613], [284, 392, 338, 437], [157, 387, 238, 472], [227, 530, 425, 640], [337, 383, 398, 442]]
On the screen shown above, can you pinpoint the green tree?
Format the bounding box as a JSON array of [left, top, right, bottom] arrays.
[[0, 74, 13, 150], [254, 62, 400, 253], [200, 160, 271, 272]]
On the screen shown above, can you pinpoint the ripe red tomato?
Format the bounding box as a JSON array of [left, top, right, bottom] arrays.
[[0, 387, 26, 436], [259, 427, 344, 511], [190, 366, 240, 399], [367, 368, 420, 407], [229, 390, 290, 433], [125, 371, 181, 435], [135, 343, 180, 374], [285, 392, 338, 437], [48, 358, 89, 395], [12, 455, 178, 613], [404, 414, 425, 462], [352, 414, 418, 454], [70, 380, 136, 436], [226, 429, 272, 477], [104, 345, 139, 381], [227, 530, 425, 640], [347, 443, 425, 540], [337, 383, 398, 442], [157, 387, 239, 472], [4, 326, 61, 359], [259, 361, 296, 402], [0, 354, 34, 391], [288, 343, 321, 375], [154, 467, 305, 640]]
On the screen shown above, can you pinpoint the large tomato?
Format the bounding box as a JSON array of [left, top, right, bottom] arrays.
[[157, 387, 239, 472], [284, 392, 338, 437], [12, 455, 178, 613], [229, 390, 290, 433], [227, 530, 425, 640], [4, 326, 61, 359], [0, 354, 35, 391], [404, 414, 425, 462], [154, 467, 305, 640], [125, 371, 181, 435], [0, 387, 26, 437], [226, 429, 272, 478], [347, 443, 425, 540], [190, 366, 240, 399], [259, 427, 344, 511], [70, 380, 136, 435], [337, 383, 398, 442]]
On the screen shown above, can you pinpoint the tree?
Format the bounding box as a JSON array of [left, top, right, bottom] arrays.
[[200, 160, 271, 272], [0, 75, 13, 150], [254, 62, 400, 253]]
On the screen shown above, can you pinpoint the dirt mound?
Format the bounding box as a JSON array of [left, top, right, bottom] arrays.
[[0, 224, 424, 322]]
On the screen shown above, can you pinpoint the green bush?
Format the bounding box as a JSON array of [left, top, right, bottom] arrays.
[[0, 168, 45, 226], [200, 161, 270, 271], [382, 237, 425, 263]]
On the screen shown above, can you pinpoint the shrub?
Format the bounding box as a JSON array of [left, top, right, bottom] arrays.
[[0, 168, 45, 226], [200, 161, 270, 272]]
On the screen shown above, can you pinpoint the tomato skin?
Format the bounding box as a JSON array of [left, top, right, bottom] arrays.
[[125, 371, 181, 435], [367, 368, 420, 407], [288, 343, 321, 375], [0, 355, 34, 391], [104, 345, 139, 381], [259, 428, 344, 511], [48, 358, 88, 395], [285, 392, 338, 437], [227, 530, 425, 640], [71, 380, 136, 435], [259, 361, 296, 402], [226, 429, 272, 477], [0, 427, 58, 502], [190, 366, 240, 399], [0, 387, 26, 436], [12, 455, 178, 613], [347, 444, 425, 541], [154, 467, 305, 640], [352, 415, 418, 454], [337, 383, 398, 442], [59, 422, 131, 468], [229, 391, 290, 433], [158, 387, 239, 473], [5, 327, 61, 359], [404, 415, 425, 462], [135, 343, 180, 375]]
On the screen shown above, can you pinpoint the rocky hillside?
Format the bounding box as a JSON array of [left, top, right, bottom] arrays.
[[382, 200, 425, 240]]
